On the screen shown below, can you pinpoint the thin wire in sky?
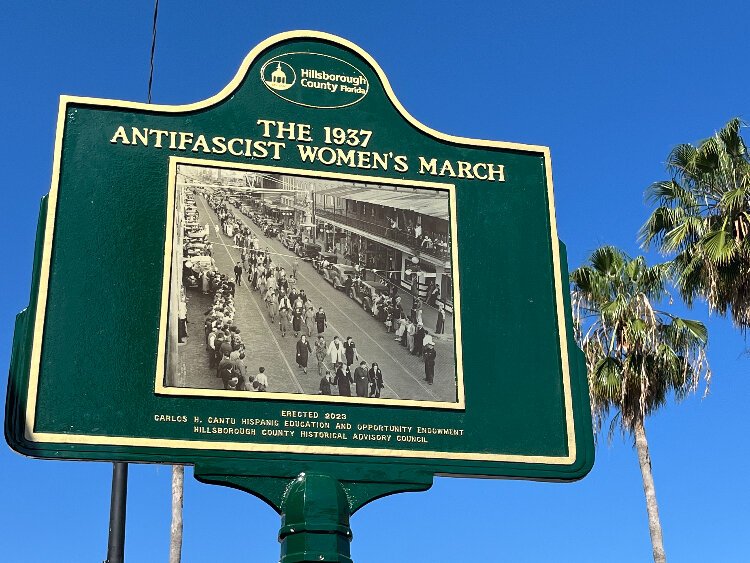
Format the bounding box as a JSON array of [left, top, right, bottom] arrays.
[[147, 0, 159, 103]]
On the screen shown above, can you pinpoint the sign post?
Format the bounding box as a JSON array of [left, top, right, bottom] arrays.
[[105, 462, 128, 563], [6, 31, 594, 560]]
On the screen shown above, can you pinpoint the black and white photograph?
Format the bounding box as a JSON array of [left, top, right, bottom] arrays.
[[162, 161, 461, 406]]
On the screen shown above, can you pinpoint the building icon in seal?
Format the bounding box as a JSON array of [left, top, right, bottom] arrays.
[[265, 62, 295, 91]]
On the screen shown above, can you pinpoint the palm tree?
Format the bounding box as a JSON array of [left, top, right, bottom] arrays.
[[570, 246, 711, 563], [639, 118, 750, 330]]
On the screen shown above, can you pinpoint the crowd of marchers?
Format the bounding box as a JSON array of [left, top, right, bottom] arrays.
[[186, 191, 440, 396], [180, 192, 267, 392]]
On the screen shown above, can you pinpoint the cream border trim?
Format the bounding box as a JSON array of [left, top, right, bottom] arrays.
[[156, 156, 466, 410], [23, 30, 576, 466]]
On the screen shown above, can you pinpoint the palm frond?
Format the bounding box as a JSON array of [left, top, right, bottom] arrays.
[[717, 118, 747, 158], [700, 223, 737, 265], [645, 180, 699, 209], [666, 144, 698, 180], [590, 245, 626, 276], [720, 187, 749, 215]]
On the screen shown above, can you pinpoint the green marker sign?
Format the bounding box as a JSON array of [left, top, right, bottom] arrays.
[[6, 31, 593, 561]]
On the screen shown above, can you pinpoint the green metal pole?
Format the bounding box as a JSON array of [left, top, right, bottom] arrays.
[[278, 473, 353, 563]]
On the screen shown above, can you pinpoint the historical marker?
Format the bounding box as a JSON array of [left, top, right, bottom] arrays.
[[6, 31, 594, 561]]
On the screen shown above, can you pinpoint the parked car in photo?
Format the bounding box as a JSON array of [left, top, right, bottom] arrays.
[[314, 251, 338, 271], [350, 279, 389, 314], [323, 263, 357, 291], [297, 241, 322, 261], [185, 255, 215, 273], [281, 230, 300, 249], [185, 242, 208, 256], [264, 222, 282, 237]]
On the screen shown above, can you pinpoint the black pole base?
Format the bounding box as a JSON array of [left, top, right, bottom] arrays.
[[105, 462, 128, 563]]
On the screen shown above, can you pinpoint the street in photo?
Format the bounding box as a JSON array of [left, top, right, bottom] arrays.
[[163, 163, 461, 405]]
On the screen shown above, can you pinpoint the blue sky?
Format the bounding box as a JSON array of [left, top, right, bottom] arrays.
[[1, 2, 749, 561]]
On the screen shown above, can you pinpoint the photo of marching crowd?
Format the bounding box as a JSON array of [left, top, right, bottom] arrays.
[[163, 163, 459, 405]]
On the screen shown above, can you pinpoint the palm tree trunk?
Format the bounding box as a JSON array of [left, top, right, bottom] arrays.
[[169, 465, 184, 563], [634, 419, 666, 563]]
